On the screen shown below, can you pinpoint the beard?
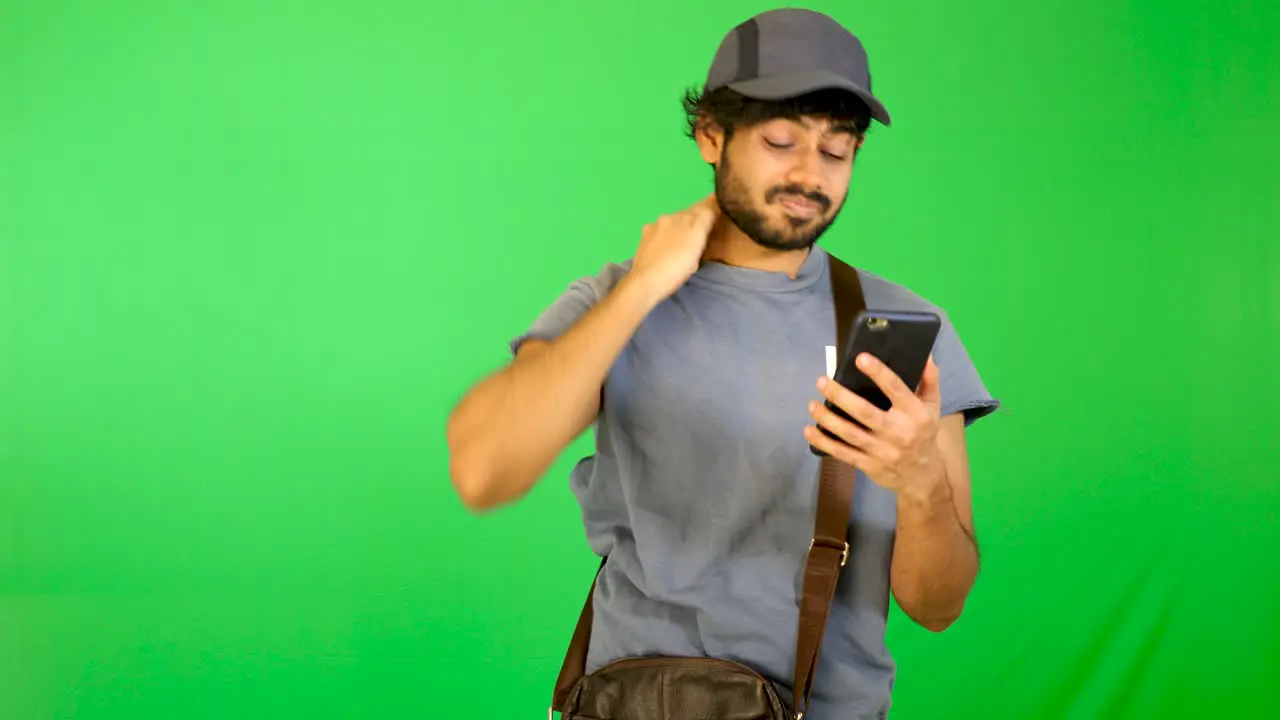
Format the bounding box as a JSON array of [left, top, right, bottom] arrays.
[[714, 152, 845, 252]]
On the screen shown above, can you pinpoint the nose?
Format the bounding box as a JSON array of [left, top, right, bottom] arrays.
[[785, 149, 823, 191]]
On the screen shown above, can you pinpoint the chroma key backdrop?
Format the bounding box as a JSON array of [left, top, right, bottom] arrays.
[[2, 1, 1276, 718]]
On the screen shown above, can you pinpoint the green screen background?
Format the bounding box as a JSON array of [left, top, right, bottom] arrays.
[[2, 1, 1277, 718]]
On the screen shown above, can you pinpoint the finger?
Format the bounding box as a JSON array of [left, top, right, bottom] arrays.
[[855, 353, 917, 409], [804, 425, 872, 469], [917, 354, 942, 411], [817, 376, 887, 433], [808, 400, 886, 455], [690, 194, 720, 229]]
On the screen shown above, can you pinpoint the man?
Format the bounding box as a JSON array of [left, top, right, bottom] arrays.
[[446, 7, 999, 719]]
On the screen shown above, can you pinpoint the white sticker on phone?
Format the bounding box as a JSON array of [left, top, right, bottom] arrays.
[[825, 345, 837, 379]]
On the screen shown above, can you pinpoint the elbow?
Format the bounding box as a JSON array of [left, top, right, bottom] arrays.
[[447, 424, 526, 513], [897, 595, 966, 633], [911, 602, 966, 633], [450, 461, 511, 513], [447, 414, 500, 513], [917, 614, 960, 633], [445, 392, 540, 513], [449, 456, 532, 513], [449, 454, 499, 512]]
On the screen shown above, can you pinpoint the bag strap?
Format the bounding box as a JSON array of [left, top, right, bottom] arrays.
[[551, 252, 866, 719], [790, 253, 863, 719], [551, 555, 603, 711]]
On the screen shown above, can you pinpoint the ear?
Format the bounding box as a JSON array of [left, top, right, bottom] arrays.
[[695, 119, 725, 165]]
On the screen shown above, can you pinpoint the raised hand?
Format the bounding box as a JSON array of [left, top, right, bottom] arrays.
[[628, 195, 720, 301]]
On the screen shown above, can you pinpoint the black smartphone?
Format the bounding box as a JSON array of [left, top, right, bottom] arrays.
[[810, 310, 942, 456]]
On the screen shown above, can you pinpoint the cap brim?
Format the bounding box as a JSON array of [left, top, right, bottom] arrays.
[[726, 70, 891, 126]]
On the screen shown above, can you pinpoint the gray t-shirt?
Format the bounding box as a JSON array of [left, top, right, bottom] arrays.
[[512, 246, 999, 720]]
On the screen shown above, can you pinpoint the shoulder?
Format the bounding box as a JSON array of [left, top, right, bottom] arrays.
[[568, 259, 633, 302], [851, 265, 1001, 426], [854, 267, 947, 315], [509, 258, 634, 355]]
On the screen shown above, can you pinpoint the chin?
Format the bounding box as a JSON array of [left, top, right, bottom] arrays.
[[749, 233, 821, 253], [772, 221, 829, 246]]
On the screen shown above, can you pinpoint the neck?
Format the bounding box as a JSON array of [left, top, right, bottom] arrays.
[[702, 218, 811, 278]]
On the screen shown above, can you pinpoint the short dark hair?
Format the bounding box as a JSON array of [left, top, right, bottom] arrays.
[[681, 85, 874, 142]]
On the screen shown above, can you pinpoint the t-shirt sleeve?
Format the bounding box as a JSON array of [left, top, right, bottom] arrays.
[[932, 311, 1000, 426], [509, 261, 631, 356]]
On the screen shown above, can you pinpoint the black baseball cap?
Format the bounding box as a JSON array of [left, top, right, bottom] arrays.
[[703, 8, 891, 126]]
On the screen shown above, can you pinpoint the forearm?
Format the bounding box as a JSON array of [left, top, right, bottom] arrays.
[[889, 470, 980, 632], [447, 273, 662, 510]]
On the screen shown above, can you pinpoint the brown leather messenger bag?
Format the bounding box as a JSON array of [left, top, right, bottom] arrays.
[[548, 254, 867, 720]]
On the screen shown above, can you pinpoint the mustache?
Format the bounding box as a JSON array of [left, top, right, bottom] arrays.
[[765, 185, 831, 212]]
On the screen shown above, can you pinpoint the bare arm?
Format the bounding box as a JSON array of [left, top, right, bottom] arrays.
[[889, 412, 980, 632], [446, 272, 665, 511], [804, 356, 982, 632], [448, 195, 719, 511]]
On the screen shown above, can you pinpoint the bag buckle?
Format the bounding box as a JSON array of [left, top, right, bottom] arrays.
[[808, 537, 849, 567]]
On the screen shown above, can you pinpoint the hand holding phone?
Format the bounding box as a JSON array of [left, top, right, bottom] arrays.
[[807, 310, 943, 478]]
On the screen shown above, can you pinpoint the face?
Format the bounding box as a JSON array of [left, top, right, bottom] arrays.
[[700, 116, 860, 252]]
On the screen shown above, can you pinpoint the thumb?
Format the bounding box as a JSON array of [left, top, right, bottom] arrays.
[[918, 354, 942, 410], [691, 193, 720, 229]]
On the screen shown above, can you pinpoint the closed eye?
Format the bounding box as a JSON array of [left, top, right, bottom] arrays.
[[765, 138, 849, 162]]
